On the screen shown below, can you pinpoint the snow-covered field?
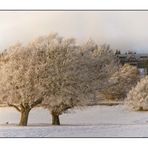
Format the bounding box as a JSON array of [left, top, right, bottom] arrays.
[[0, 105, 148, 137]]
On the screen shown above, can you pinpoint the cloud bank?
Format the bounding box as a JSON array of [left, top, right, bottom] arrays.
[[0, 11, 148, 53]]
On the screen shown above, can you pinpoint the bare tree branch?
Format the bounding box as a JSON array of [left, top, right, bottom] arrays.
[[7, 103, 21, 112], [20, 103, 25, 110], [31, 98, 43, 108]]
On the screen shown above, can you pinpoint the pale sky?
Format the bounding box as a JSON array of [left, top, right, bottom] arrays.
[[1, 11, 148, 53]]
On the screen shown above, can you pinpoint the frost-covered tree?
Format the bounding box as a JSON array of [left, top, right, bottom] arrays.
[[100, 64, 140, 101], [0, 33, 119, 126], [0, 43, 44, 126], [28, 34, 119, 125], [125, 76, 148, 111]]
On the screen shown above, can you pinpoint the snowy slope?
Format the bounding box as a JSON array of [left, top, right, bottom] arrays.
[[0, 105, 148, 137]]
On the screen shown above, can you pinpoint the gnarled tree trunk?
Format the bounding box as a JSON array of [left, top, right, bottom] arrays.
[[19, 109, 30, 126], [52, 113, 60, 125], [19, 103, 30, 126], [8, 98, 43, 126], [50, 104, 72, 125]]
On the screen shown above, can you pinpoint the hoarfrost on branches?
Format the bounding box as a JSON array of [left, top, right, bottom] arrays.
[[100, 64, 140, 101], [0, 33, 121, 125], [0, 43, 43, 126], [125, 75, 148, 111], [29, 35, 120, 125]]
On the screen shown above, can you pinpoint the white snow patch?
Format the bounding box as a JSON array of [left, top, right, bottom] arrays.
[[0, 105, 147, 137]]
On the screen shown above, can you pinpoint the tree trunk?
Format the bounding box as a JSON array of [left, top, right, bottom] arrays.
[[8, 98, 43, 126], [52, 114, 60, 125], [19, 110, 30, 126]]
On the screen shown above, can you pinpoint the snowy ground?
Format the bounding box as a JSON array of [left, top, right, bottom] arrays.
[[0, 105, 148, 137]]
